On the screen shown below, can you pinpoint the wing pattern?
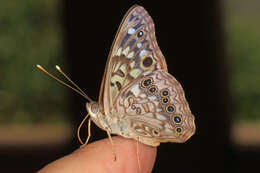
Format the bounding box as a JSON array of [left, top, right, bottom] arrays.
[[115, 70, 195, 143], [98, 5, 195, 145], [101, 6, 167, 114]]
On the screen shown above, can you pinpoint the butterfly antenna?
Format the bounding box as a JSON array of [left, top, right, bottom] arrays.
[[55, 65, 93, 102], [36, 65, 93, 102]]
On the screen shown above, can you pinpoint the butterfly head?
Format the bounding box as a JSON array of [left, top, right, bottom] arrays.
[[86, 101, 109, 130], [86, 102, 102, 118]]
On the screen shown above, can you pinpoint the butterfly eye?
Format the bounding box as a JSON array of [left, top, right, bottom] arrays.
[[147, 85, 158, 95], [166, 104, 175, 113], [142, 56, 153, 68], [90, 102, 99, 114], [161, 89, 169, 97], [161, 97, 170, 104], [141, 77, 153, 88], [175, 127, 183, 134], [137, 30, 144, 38], [173, 115, 182, 124]]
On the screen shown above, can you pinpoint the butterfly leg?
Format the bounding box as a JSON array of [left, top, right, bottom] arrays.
[[106, 130, 117, 161], [81, 118, 92, 147], [77, 114, 91, 146], [136, 138, 141, 171]]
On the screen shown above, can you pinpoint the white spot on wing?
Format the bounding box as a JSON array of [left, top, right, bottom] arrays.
[[136, 128, 145, 133], [130, 61, 135, 68], [165, 123, 173, 130], [138, 99, 148, 103], [114, 63, 120, 71], [116, 47, 122, 56], [130, 84, 141, 96], [128, 28, 135, 35], [156, 114, 167, 120], [143, 70, 152, 76], [119, 64, 126, 73], [140, 93, 146, 98], [119, 97, 124, 105], [139, 49, 146, 57], [157, 108, 163, 113], [149, 95, 157, 101], [157, 63, 161, 69], [111, 75, 124, 84], [124, 98, 130, 107], [165, 128, 173, 134], [137, 42, 142, 48], [130, 69, 141, 78], [122, 46, 130, 56], [127, 51, 134, 59]]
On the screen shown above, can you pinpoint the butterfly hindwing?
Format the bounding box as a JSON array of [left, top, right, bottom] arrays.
[[114, 70, 195, 144], [101, 5, 168, 114]]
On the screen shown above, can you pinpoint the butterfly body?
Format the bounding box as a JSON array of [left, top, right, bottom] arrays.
[[89, 5, 196, 146], [86, 101, 132, 141]]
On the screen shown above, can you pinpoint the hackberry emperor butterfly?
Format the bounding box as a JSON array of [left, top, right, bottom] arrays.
[[37, 4, 195, 161], [89, 5, 196, 146]]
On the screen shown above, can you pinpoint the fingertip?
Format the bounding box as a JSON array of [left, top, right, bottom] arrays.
[[106, 137, 157, 173], [77, 136, 157, 173], [39, 137, 157, 173]]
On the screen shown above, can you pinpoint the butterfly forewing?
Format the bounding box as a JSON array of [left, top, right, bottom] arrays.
[[101, 5, 168, 115], [96, 5, 195, 146]]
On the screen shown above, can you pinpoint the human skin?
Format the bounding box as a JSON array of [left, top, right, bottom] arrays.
[[38, 136, 157, 173]]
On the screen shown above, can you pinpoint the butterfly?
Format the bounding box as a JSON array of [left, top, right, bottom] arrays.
[[37, 4, 195, 166]]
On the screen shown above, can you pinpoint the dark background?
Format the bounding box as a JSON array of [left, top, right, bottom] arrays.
[[1, 0, 259, 172], [68, 1, 232, 172]]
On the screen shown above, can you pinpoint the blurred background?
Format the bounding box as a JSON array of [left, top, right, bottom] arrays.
[[0, 0, 259, 172]]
